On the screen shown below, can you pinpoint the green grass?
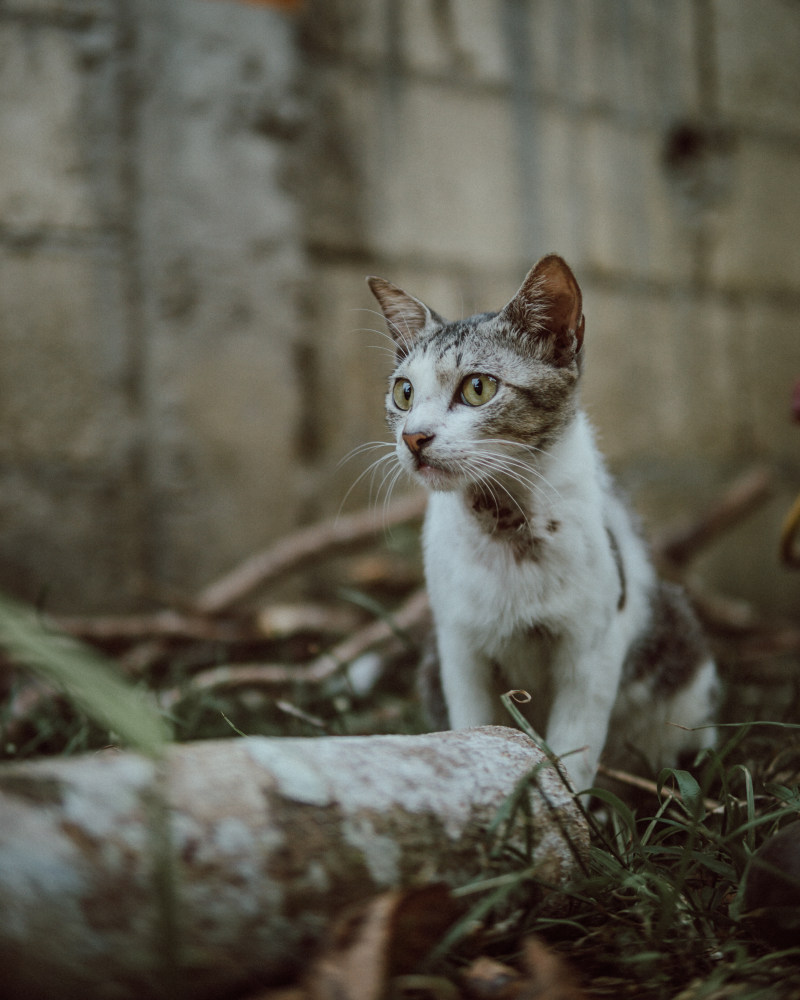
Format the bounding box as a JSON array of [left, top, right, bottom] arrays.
[[0, 594, 170, 757], [553, 769, 800, 998], [2, 584, 800, 998], [426, 714, 800, 999]]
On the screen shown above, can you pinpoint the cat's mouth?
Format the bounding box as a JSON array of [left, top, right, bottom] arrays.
[[413, 457, 460, 490]]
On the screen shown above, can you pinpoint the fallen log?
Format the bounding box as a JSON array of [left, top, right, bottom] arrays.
[[0, 726, 587, 1000]]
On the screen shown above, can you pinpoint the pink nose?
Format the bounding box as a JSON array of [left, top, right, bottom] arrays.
[[402, 431, 434, 455]]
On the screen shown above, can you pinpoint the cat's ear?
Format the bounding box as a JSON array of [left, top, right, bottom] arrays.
[[367, 277, 437, 357], [503, 254, 585, 364]]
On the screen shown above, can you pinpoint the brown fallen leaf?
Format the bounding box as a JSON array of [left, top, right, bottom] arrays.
[[519, 937, 588, 1000], [461, 937, 587, 1000], [245, 989, 306, 1000], [243, 887, 458, 1000], [306, 885, 460, 1000], [461, 955, 526, 1000]]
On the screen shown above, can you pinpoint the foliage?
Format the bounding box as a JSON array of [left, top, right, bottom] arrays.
[[0, 594, 170, 757], [435, 717, 800, 999], [1, 582, 800, 998]]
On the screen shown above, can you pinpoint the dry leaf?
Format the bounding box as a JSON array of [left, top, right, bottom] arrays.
[[519, 937, 587, 1000], [461, 955, 525, 1000], [245, 990, 306, 1000], [307, 885, 459, 1000], [462, 938, 587, 1000]]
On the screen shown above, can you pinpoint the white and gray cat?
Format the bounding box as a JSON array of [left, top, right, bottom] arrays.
[[368, 253, 719, 793]]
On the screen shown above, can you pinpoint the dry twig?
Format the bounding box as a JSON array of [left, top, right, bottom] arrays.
[[49, 610, 253, 644], [655, 464, 774, 572], [194, 492, 426, 615], [159, 588, 430, 709], [597, 763, 722, 813]]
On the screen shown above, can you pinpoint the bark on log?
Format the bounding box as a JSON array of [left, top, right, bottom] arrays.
[[0, 726, 587, 1000]]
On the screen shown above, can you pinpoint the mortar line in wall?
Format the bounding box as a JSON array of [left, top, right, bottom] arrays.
[[720, 286, 759, 459], [306, 52, 800, 156], [690, 0, 719, 291], [305, 242, 800, 312], [0, 226, 125, 255], [335, 57, 655, 127], [562, 269, 800, 312], [694, 0, 720, 119], [501, 0, 542, 263], [0, 8, 112, 30], [113, 0, 159, 604]]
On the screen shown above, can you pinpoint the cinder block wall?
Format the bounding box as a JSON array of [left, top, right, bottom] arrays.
[[2, 0, 800, 613], [299, 0, 800, 618], [1, 0, 306, 609]]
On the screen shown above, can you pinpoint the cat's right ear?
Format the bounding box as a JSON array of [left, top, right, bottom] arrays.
[[503, 254, 585, 366], [367, 277, 436, 358]]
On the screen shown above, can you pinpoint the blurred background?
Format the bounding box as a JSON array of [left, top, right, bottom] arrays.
[[1, 0, 799, 616]]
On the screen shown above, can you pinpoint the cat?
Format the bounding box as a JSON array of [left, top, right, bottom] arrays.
[[367, 253, 719, 794]]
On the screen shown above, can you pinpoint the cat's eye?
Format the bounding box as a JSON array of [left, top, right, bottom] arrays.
[[460, 374, 498, 407], [393, 378, 414, 410]]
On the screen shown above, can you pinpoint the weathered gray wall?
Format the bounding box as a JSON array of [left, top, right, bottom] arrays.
[[2, 0, 800, 613], [1, 0, 307, 608]]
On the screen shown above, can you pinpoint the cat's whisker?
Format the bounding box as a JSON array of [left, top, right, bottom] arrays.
[[470, 432, 564, 468], [458, 446, 559, 504], [467, 440, 563, 501], [337, 440, 394, 469], [355, 307, 395, 325], [367, 455, 400, 498], [363, 448, 417, 523], [352, 308, 402, 332], [366, 344, 401, 360], [396, 324, 415, 357], [381, 467, 404, 521], [350, 313, 407, 362], [374, 464, 413, 530], [337, 443, 397, 516], [475, 472, 532, 529], [478, 472, 535, 527], [352, 324, 400, 346], [451, 447, 537, 513]]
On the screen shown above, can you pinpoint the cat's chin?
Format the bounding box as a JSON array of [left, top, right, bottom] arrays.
[[413, 463, 461, 492]]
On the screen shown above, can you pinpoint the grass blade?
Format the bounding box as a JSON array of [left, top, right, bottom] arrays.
[[0, 595, 170, 757]]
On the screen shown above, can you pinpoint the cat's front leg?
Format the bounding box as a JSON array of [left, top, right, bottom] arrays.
[[436, 628, 499, 729], [545, 640, 623, 793]]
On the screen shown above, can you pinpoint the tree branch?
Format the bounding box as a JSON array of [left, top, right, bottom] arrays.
[[194, 492, 426, 615]]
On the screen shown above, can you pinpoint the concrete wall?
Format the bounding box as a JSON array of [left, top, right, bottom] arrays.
[[1, 0, 306, 608], [2, 0, 800, 613]]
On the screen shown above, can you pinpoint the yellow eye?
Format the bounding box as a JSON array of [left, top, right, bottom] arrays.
[[393, 378, 414, 410], [460, 374, 498, 406]]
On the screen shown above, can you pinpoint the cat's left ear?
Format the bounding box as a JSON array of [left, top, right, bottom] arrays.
[[367, 277, 438, 357], [503, 254, 585, 365]]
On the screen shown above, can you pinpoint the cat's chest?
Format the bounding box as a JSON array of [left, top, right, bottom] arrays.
[[468, 491, 563, 562], [423, 490, 600, 636]]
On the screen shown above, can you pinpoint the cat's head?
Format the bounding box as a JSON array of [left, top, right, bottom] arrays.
[[367, 254, 585, 494]]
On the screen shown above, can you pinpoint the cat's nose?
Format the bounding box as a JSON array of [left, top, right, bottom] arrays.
[[402, 430, 434, 455]]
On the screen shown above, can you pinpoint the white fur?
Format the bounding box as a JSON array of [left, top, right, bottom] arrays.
[[369, 259, 717, 794], [421, 411, 715, 793]]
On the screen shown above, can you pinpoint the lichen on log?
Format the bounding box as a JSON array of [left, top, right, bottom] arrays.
[[0, 726, 588, 1000]]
